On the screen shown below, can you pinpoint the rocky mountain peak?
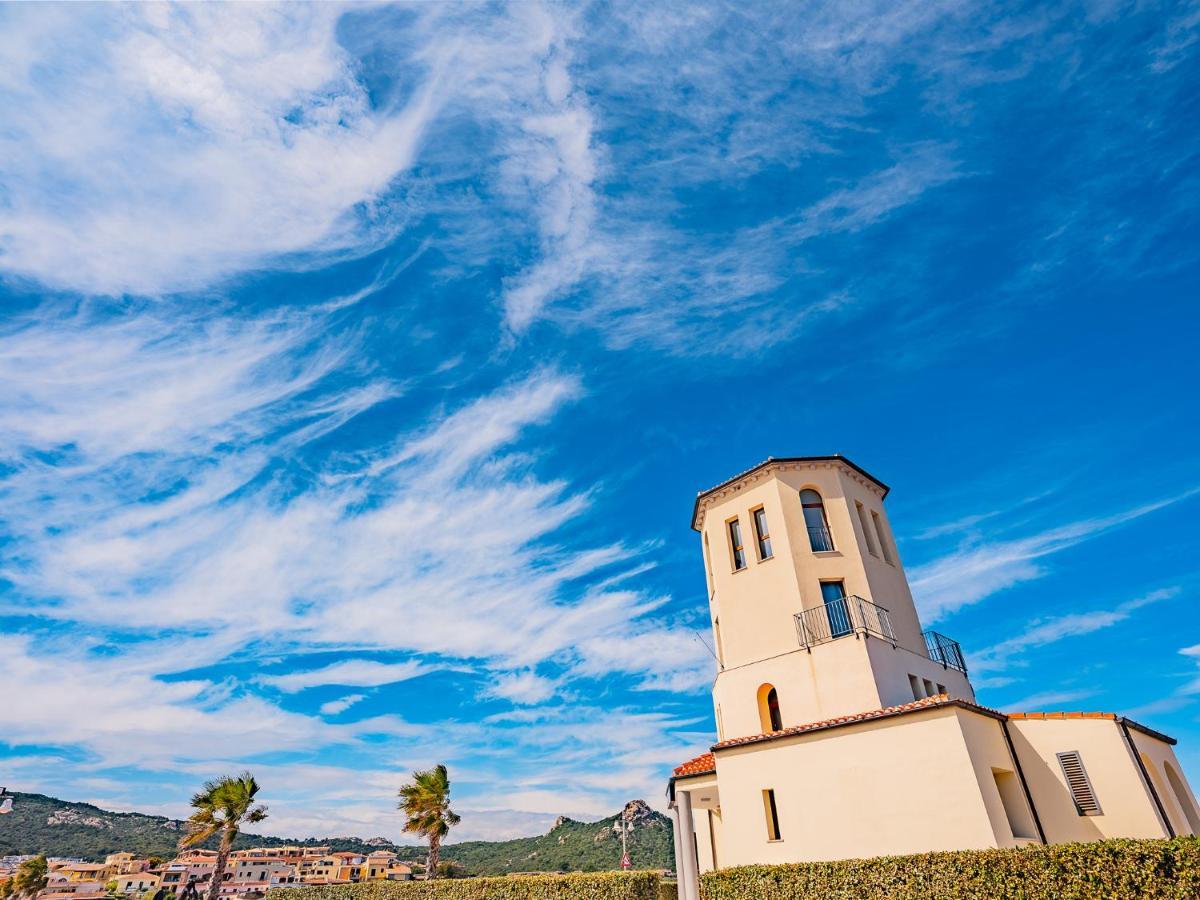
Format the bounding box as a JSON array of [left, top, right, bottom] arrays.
[[620, 799, 655, 826]]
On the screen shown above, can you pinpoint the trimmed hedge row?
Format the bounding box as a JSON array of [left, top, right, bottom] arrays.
[[699, 836, 1200, 899], [272, 872, 661, 900]]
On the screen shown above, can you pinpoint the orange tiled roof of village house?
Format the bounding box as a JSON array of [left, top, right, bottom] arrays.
[[672, 695, 1179, 775]]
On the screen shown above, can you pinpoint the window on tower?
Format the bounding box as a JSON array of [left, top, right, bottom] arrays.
[[752, 506, 773, 559], [800, 489, 834, 551], [728, 517, 747, 570], [757, 683, 783, 732]]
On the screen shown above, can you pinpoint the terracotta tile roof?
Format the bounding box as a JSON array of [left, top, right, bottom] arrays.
[[1008, 711, 1176, 745], [711, 695, 992, 751], [673, 752, 716, 778], [670, 697, 1179, 775]]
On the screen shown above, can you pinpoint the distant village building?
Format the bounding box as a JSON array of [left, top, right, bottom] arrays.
[[29, 843, 410, 900], [669, 455, 1200, 900]]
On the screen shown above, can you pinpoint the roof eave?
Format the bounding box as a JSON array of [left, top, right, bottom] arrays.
[[690, 454, 889, 531]]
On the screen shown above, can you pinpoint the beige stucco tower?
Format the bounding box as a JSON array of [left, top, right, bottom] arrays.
[[668, 455, 1200, 900], [695, 455, 973, 742]]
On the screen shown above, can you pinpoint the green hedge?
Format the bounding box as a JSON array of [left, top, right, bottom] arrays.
[[699, 836, 1200, 899], [272, 871, 660, 900]]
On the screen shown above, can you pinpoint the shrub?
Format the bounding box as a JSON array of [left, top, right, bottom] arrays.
[[699, 836, 1200, 899], [273, 871, 660, 900]]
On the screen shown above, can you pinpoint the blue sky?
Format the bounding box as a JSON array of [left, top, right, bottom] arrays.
[[1, 1, 1198, 843]]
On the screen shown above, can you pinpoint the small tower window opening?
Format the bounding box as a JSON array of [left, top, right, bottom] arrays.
[[752, 507, 773, 559], [728, 518, 747, 570], [762, 789, 783, 841], [871, 510, 894, 564], [856, 501, 879, 557], [800, 489, 834, 551], [757, 683, 783, 732]]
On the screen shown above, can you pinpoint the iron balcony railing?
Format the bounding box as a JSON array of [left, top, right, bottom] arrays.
[[924, 630, 968, 674], [795, 595, 896, 650]]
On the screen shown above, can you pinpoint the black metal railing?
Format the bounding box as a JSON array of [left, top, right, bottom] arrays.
[[924, 630, 967, 674], [795, 595, 896, 650], [807, 525, 834, 552]]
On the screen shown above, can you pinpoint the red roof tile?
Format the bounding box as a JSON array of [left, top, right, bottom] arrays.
[[672, 696, 1179, 774], [711, 694, 989, 751], [673, 752, 716, 778], [1008, 711, 1176, 744]]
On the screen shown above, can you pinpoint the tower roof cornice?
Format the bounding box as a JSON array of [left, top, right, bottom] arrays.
[[691, 454, 889, 531]]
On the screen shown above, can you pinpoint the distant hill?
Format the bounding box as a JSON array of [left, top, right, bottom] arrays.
[[0, 794, 674, 875], [438, 801, 674, 876]]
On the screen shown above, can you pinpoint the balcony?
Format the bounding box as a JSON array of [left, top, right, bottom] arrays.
[[923, 630, 968, 674], [795, 595, 896, 650]]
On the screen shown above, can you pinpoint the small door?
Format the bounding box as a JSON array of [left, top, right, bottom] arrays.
[[822, 581, 851, 637]]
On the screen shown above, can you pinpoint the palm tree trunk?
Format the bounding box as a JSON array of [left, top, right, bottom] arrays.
[[207, 829, 233, 900], [426, 834, 441, 880]]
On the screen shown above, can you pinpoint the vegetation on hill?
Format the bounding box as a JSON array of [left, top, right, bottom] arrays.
[[0, 794, 675, 876], [0, 793, 396, 859], [436, 801, 675, 876]]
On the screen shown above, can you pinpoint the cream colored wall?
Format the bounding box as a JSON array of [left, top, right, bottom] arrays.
[[689, 806, 724, 874], [1129, 730, 1200, 836], [864, 638, 975, 708], [703, 476, 807, 670], [954, 710, 1039, 847], [1008, 718, 1165, 841], [712, 637, 884, 739], [709, 708, 999, 866]]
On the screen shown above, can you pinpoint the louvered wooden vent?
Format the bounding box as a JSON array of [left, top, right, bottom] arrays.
[[1057, 751, 1102, 816]]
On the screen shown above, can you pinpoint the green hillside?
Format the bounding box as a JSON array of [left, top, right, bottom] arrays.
[[0, 794, 674, 876], [439, 801, 674, 876]]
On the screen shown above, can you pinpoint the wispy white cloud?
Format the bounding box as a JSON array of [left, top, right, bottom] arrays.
[[910, 490, 1199, 621], [482, 671, 560, 706], [0, 4, 442, 296], [319, 695, 367, 716], [264, 661, 434, 694], [1002, 688, 1096, 712], [970, 588, 1181, 674]]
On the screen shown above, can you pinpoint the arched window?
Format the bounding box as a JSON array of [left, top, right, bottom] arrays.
[[800, 489, 834, 551], [757, 684, 783, 732]]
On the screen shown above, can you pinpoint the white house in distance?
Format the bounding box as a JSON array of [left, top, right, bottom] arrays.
[[668, 455, 1200, 900]]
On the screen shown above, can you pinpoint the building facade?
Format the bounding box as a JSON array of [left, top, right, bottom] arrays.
[[669, 455, 1200, 900]]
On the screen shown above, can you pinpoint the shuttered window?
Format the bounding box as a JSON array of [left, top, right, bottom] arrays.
[[1057, 751, 1102, 816]]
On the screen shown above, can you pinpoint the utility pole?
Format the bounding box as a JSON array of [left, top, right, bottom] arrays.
[[619, 812, 631, 871]]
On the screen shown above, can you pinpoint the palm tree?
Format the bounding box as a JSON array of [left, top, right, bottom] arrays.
[[398, 764, 460, 880], [11, 855, 47, 899], [179, 772, 267, 900]]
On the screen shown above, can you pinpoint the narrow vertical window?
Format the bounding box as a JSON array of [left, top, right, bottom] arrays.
[[762, 789, 782, 841], [856, 501, 879, 557], [752, 507, 773, 559], [767, 687, 782, 731], [800, 490, 834, 551], [728, 518, 746, 570], [871, 511, 894, 564], [757, 683, 781, 732]]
